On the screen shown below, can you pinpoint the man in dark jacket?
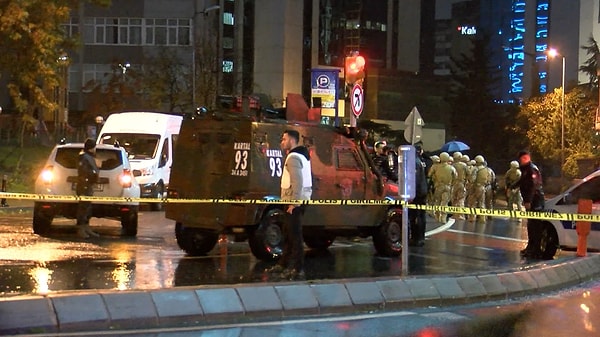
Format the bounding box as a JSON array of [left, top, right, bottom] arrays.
[[517, 150, 545, 258], [409, 144, 428, 247], [76, 139, 100, 239]]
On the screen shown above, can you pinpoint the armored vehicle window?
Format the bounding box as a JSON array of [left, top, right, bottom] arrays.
[[335, 147, 362, 171]]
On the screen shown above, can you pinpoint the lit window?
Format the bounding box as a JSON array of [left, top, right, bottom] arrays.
[[222, 60, 234, 73], [224, 12, 234, 25]]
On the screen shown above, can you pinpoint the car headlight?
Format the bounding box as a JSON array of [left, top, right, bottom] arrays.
[[40, 166, 54, 185]]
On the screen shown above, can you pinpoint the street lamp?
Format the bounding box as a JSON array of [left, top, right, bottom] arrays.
[[118, 62, 131, 79], [548, 48, 565, 176]]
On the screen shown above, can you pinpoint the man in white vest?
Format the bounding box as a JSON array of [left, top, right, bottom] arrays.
[[267, 129, 312, 280]]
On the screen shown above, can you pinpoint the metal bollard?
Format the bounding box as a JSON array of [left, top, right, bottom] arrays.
[[0, 174, 7, 207], [576, 199, 592, 257]]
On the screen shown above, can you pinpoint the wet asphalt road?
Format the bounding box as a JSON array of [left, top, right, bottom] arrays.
[[0, 210, 574, 297]]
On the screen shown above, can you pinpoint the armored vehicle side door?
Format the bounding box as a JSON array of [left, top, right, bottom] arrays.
[[305, 145, 377, 229]]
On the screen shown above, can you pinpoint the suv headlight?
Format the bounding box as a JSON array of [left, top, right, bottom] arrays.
[[40, 166, 54, 185]]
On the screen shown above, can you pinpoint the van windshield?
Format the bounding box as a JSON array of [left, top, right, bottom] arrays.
[[100, 133, 160, 160]]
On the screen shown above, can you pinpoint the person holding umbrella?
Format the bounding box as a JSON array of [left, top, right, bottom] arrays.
[[440, 140, 470, 153]]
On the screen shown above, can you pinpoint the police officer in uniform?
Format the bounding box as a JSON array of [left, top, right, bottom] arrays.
[[468, 155, 488, 222], [76, 139, 100, 239], [451, 151, 469, 219], [372, 140, 387, 176], [505, 160, 523, 216], [483, 161, 497, 219], [432, 152, 456, 223], [409, 144, 428, 246], [517, 151, 545, 258], [427, 155, 440, 208]]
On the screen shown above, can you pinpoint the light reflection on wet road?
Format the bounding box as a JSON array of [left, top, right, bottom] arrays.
[[0, 211, 575, 297]]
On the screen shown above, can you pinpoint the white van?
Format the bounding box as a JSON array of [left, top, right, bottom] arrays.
[[97, 111, 182, 211]]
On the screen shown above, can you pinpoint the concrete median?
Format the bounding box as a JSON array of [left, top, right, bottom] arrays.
[[1, 253, 599, 335]]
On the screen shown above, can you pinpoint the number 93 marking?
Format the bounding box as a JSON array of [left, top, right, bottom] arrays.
[[234, 150, 248, 170], [269, 157, 282, 177]]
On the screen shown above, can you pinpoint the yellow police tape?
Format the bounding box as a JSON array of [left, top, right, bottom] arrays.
[[1, 191, 597, 222]]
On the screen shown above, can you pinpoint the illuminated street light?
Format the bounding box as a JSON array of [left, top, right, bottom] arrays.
[[118, 62, 131, 75], [548, 48, 565, 177]]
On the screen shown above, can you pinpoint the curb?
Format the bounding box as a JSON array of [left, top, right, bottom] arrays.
[[1, 254, 599, 334]]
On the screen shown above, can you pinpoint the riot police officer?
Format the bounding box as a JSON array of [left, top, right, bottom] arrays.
[[505, 160, 523, 217], [451, 151, 469, 219], [483, 161, 497, 220], [467, 155, 488, 222], [432, 152, 456, 223]]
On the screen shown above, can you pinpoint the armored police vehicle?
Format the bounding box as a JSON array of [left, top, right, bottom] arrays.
[[165, 109, 403, 261]]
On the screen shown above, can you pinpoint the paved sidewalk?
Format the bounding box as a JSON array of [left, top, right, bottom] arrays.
[[0, 198, 33, 214], [0, 252, 599, 335]]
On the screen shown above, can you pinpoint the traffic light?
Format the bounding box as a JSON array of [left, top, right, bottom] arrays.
[[345, 54, 365, 85]]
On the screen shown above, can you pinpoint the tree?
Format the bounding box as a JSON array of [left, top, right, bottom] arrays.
[[446, 34, 515, 165], [83, 62, 144, 119], [516, 86, 599, 177], [141, 48, 191, 112], [579, 35, 600, 91], [0, 0, 110, 113], [193, 37, 219, 109]]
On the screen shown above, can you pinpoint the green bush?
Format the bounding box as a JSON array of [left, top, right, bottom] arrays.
[[0, 145, 53, 193]]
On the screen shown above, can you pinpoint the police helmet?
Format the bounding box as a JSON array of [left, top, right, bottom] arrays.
[[431, 155, 440, 163], [510, 160, 519, 168], [452, 151, 462, 160], [462, 154, 470, 163], [440, 152, 451, 162], [475, 155, 485, 164]]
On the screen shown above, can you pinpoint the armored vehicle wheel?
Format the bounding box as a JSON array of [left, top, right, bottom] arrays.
[[175, 222, 219, 256], [539, 221, 559, 260], [121, 210, 138, 237], [303, 229, 336, 250], [249, 209, 285, 261], [33, 202, 54, 235], [150, 183, 164, 211], [372, 211, 402, 257]]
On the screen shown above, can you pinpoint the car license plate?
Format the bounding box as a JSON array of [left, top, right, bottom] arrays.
[[71, 183, 104, 192]]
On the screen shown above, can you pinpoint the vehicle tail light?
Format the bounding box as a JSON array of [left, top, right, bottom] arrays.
[[40, 166, 54, 185], [119, 169, 133, 188], [167, 189, 178, 198]]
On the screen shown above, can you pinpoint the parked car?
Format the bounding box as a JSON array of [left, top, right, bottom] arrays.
[[33, 142, 140, 236], [540, 169, 600, 258]]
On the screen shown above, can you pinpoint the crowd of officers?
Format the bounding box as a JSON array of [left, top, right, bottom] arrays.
[[372, 141, 525, 224]]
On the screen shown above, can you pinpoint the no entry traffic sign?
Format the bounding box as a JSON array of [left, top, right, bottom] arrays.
[[351, 84, 363, 117]]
